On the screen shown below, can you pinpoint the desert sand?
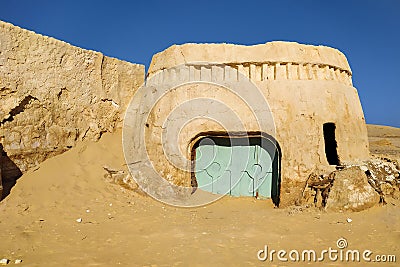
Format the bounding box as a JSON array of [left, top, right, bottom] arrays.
[[367, 124, 400, 161], [0, 125, 399, 266]]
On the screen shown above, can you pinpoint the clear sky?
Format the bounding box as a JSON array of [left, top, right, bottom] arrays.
[[1, 0, 399, 127]]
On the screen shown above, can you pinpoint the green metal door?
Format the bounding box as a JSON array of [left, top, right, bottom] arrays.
[[195, 139, 274, 198]]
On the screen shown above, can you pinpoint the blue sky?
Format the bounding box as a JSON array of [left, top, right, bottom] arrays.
[[1, 0, 399, 127]]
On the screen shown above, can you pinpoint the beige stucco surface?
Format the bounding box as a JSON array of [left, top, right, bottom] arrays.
[[0, 21, 145, 181], [148, 42, 352, 77]]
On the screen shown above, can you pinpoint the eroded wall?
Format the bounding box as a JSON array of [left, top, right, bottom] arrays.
[[0, 21, 145, 180]]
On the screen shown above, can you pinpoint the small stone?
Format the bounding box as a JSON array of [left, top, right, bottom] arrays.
[[347, 218, 352, 223], [109, 203, 112, 207], [386, 175, 395, 182], [86, 209, 90, 213], [359, 165, 368, 172], [76, 218, 82, 223], [14, 259, 22, 264], [0, 259, 9, 265]]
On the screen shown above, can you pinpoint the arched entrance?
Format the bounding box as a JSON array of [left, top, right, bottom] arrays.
[[191, 133, 281, 206]]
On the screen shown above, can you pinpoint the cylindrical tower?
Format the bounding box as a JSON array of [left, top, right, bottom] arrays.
[[127, 41, 369, 206]]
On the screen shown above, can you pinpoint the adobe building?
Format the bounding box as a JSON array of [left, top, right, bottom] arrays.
[[0, 21, 370, 206], [123, 43, 370, 206]]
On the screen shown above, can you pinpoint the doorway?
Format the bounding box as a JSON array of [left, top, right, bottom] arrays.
[[192, 134, 280, 205], [323, 123, 340, 165]]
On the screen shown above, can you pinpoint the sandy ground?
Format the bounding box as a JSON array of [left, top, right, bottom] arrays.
[[367, 124, 400, 161], [0, 125, 399, 266]]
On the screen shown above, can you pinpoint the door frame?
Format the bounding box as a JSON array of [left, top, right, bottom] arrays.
[[189, 131, 281, 206]]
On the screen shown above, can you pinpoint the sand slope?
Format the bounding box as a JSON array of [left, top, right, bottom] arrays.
[[0, 128, 399, 266]]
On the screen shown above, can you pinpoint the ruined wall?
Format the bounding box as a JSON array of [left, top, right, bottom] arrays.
[[138, 42, 370, 206], [0, 21, 145, 180]]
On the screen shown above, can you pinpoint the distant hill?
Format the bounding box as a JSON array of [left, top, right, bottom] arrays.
[[367, 124, 400, 158]]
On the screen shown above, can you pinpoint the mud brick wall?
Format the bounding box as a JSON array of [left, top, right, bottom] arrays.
[[0, 21, 145, 179]]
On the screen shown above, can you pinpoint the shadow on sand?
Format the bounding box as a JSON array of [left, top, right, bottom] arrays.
[[0, 143, 23, 201]]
